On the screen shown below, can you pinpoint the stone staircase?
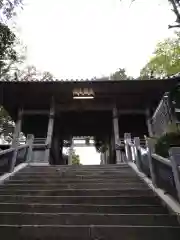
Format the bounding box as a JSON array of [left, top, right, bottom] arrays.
[[0, 164, 180, 239]]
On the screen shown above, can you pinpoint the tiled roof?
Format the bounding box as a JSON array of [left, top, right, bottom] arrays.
[[0, 75, 179, 82], [0, 78, 95, 82]]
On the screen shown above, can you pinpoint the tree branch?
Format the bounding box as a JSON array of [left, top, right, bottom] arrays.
[[168, 24, 180, 28], [169, 0, 180, 23]]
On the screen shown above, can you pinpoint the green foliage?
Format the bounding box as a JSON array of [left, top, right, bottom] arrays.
[[94, 137, 108, 153], [110, 68, 133, 80], [0, 0, 23, 22], [140, 33, 180, 78], [0, 1, 25, 140], [16, 65, 54, 81], [0, 22, 18, 78], [155, 132, 180, 157], [0, 106, 14, 140], [71, 150, 81, 165], [96, 68, 133, 81]]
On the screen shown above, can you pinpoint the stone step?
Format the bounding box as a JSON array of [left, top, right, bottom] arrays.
[[7, 178, 144, 184], [19, 170, 135, 175], [0, 188, 154, 197], [14, 172, 138, 178], [0, 225, 179, 239], [0, 212, 178, 226], [0, 195, 160, 205], [0, 203, 168, 214], [21, 165, 129, 171], [19, 167, 134, 173], [0, 182, 147, 190], [11, 175, 139, 181]]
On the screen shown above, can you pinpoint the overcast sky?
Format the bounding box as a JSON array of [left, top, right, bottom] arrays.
[[16, 0, 175, 164], [17, 0, 175, 79]]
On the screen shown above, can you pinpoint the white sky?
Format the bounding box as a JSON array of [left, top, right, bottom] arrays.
[[16, 0, 175, 79], [15, 0, 175, 164], [74, 147, 100, 165]]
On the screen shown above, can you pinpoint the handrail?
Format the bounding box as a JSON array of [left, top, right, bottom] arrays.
[[33, 143, 48, 149], [152, 153, 171, 167], [123, 133, 180, 203], [0, 148, 15, 156], [0, 134, 34, 174], [152, 98, 164, 120], [0, 144, 29, 156], [17, 144, 29, 150]]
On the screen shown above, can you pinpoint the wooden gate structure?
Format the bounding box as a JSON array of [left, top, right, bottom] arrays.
[[0, 78, 179, 165]]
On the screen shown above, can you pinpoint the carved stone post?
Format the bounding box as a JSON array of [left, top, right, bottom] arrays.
[[68, 138, 74, 165], [146, 137, 157, 187], [124, 133, 133, 162], [10, 109, 23, 172], [134, 137, 142, 171], [169, 147, 180, 202], [26, 134, 34, 162], [44, 99, 55, 163], [113, 107, 121, 164]]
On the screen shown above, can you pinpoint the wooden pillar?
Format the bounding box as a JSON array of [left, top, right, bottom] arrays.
[[146, 109, 153, 137], [10, 109, 23, 172], [44, 99, 55, 163], [108, 136, 113, 164], [113, 107, 121, 164]]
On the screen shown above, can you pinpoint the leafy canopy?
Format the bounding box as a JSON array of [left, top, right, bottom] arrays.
[[140, 33, 180, 78]]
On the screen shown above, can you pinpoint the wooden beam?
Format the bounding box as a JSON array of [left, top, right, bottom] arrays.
[[23, 110, 49, 115], [56, 102, 114, 111], [146, 109, 153, 137], [118, 109, 146, 115]]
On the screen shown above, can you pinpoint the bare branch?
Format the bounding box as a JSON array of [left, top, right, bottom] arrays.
[[168, 24, 180, 28], [169, 0, 180, 23]]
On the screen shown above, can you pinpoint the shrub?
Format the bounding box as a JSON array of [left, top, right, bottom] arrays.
[[155, 131, 180, 157]]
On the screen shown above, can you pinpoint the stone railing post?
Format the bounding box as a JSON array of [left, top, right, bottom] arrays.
[[68, 138, 74, 165], [44, 99, 55, 163], [169, 147, 180, 202], [134, 137, 142, 171], [124, 133, 133, 162], [26, 134, 34, 162], [146, 137, 157, 187], [10, 109, 23, 172]]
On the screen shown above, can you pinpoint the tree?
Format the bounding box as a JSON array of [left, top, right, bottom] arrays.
[[127, 1, 180, 28], [0, 0, 23, 22], [140, 33, 180, 78], [168, 0, 180, 28], [0, 22, 23, 79], [95, 68, 133, 81], [0, 1, 25, 141], [0, 106, 14, 142], [15, 65, 55, 81], [0, 66, 55, 140], [71, 150, 81, 165], [110, 68, 133, 80]]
